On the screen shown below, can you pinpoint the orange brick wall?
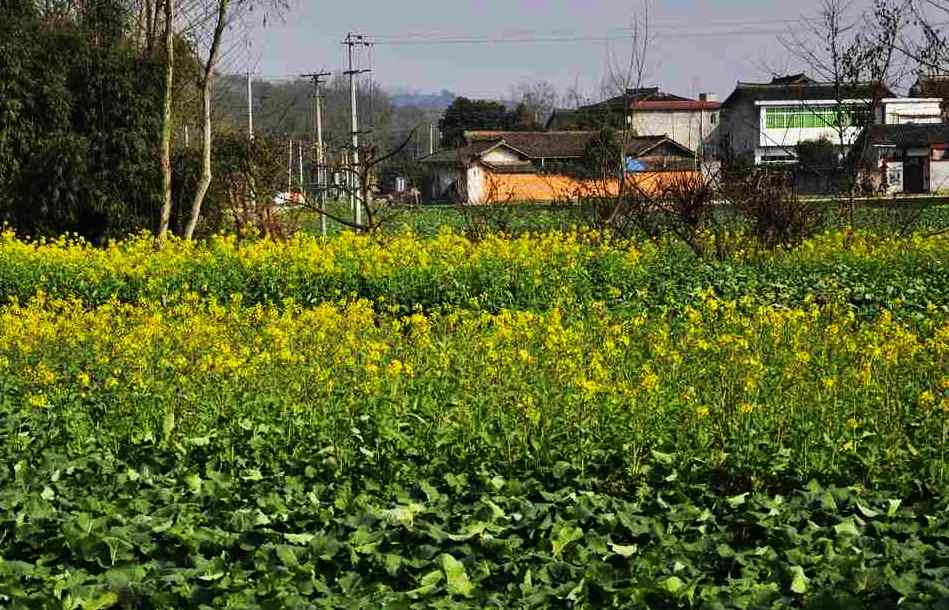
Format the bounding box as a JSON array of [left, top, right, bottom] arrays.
[[479, 171, 700, 204]]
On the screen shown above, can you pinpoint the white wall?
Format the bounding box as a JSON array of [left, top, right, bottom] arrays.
[[885, 161, 903, 194], [466, 166, 485, 204], [757, 108, 861, 150], [630, 110, 718, 154], [480, 148, 521, 164], [931, 160, 949, 193], [882, 100, 943, 125]]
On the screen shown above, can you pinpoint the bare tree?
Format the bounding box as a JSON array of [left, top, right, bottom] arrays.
[[180, 0, 289, 240], [782, 0, 909, 229], [181, 0, 230, 240], [602, 0, 652, 101], [508, 80, 560, 127], [304, 129, 420, 233]]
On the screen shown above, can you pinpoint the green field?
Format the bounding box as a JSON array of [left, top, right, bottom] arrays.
[[0, 223, 947, 608]]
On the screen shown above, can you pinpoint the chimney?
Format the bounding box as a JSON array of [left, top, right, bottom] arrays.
[[699, 93, 719, 103]]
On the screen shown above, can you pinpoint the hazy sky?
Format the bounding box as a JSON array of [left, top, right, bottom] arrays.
[[244, 0, 842, 103]]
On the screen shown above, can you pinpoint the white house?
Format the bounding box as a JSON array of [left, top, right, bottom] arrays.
[[720, 74, 942, 164], [420, 131, 697, 204], [861, 124, 949, 194], [546, 87, 721, 157]]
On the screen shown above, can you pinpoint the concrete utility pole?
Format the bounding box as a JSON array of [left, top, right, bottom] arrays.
[[247, 71, 254, 140], [429, 123, 435, 156], [344, 32, 371, 227], [288, 138, 293, 195], [298, 142, 304, 197], [302, 71, 331, 236]]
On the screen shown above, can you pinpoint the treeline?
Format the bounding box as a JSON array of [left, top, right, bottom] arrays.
[[0, 0, 189, 242], [214, 75, 447, 157]]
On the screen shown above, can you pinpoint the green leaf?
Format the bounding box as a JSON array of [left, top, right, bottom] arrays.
[[887, 499, 902, 517], [162, 406, 175, 443], [275, 545, 299, 568], [384, 553, 402, 576], [662, 576, 684, 594], [834, 518, 860, 537], [789, 566, 809, 594], [382, 503, 424, 527], [283, 533, 314, 546], [889, 571, 918, 597], [727, 493, 749, 508], [552, 525, 584, 558], [81, 592, 119, 610], [406, 569, 444, 598], [856, 502, 879, 518], [651, 450, 674, 465], [441, 554, 473, 597], [610, 542, 638, 558], [184, 473, 202, 494]]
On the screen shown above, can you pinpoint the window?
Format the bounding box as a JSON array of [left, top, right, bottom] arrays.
[[761, 154, 797, 164], [710, 113, 717, 125], [764, 105, 870, 130]]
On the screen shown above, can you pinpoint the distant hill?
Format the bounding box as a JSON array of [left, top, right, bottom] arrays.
[[390, 89, 457, 110]]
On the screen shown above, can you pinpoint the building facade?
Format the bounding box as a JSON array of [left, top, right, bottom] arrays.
[[719, 74, 942, 165], [861, 124, 949, 194], [546, 88, 720, 156], [420, 131, 697, 204]]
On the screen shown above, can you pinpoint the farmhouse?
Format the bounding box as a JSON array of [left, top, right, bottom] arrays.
[[860, 123, 949, 194], [909, 74, 949, 122], [419, 130, 697, 204], [546, 87, 721, 156], [719, 73, 942, 164]]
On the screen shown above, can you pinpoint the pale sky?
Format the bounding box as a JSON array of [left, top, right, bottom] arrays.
[[244, 0, 850, 103]]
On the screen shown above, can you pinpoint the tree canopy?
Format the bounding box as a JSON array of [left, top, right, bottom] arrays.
[[0, 0, 170, 241]]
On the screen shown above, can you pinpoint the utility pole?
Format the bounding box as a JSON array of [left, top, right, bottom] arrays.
[[429, 123, 435, 156], [344, 32, 372, 228], [247, 71, 254, 140], [298, 142, 304, 197], [302, 71, 331, 236]]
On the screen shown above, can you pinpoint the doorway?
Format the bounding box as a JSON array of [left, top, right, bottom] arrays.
[[903, 156, 927, 193]]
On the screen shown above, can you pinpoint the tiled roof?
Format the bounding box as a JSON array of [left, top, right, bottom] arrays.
[[910, 75, 949, 99], [723, 74, 894, 106], [421, 131, 696, 167], [629, 100, 721, 111], [465, 131, 689, 159], [480, 160, 536, 174], [465, 131, 596, 158], [864, 123, 949, 148], [418, 140, 499, 165]]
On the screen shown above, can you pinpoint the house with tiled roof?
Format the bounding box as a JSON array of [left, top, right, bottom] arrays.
[[859, 123, 949, 194], [420, 130, 696, 204], [719, 73, 941, 165], [909, 74, 949, 122], [546, 87, 721, 157]]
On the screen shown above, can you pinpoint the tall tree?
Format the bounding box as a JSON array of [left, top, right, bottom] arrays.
[[438, 97, 511, 147], [181, 0, 288, 240], [158, 0, 175, 237], [0, 0, 166, 241], [183, 0, 230, 240]]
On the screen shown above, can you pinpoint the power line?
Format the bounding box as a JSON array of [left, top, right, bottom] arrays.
[[370, 28, 794, 46], [368, 17, 803, 40]]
